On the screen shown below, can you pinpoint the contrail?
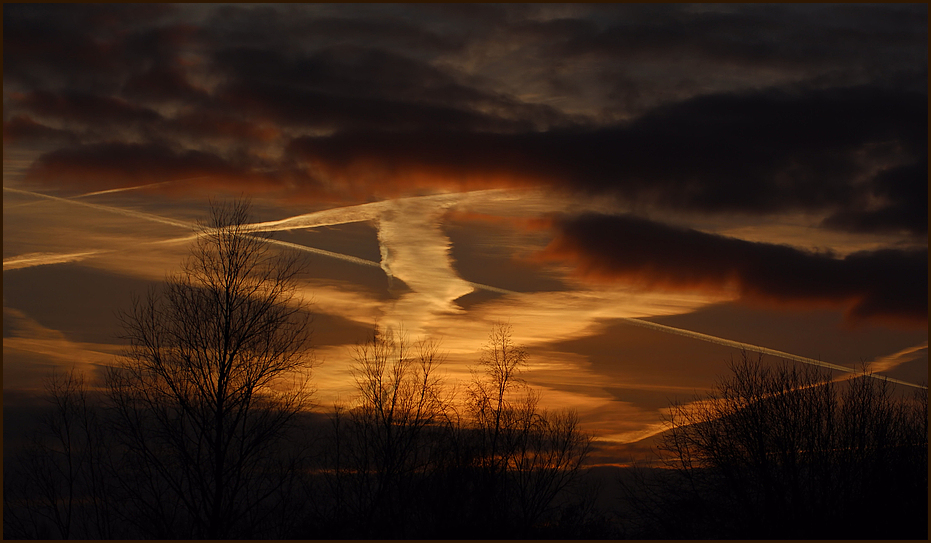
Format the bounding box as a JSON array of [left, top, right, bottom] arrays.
[[4, 186, 192, 229], [74, 178, 191, 198], [466, 281, 517, 296], [614, 316, 926, 389], [242, 189, 511, 233], [7, 186, 925, 389], [253, 235, 383, 268], [457, 281, 927, 390], [3, 250, 110, 270], [4, 178, 207, 210], [5, 186, 386, 269]]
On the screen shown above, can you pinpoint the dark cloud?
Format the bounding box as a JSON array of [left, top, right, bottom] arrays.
[[12, 90, 163, 127], [165, 111, 282, 145], [210, 45, 570, 133], [121, 64, 210, 105], [3, 4, 926, 234], [539, 213, 927, 325], [465, 4, 927, 117], [218, 81, 534, 134], [3, 4, 178, 90], [288, 84, 927, 234], [821, 158, 929, 236], [3, 115, 79, 146], [22, 142, 310, 194], [205, 5, 467, 55], [554, 4, 927, 70]]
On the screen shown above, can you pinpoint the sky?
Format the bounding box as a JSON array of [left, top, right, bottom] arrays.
[[3, 3, 928, 464]]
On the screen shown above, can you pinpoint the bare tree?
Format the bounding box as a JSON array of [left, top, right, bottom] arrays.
[[105, 199, 314, 539], [3, 369, 114, 540], [468, 322, 530, 475], [326, 324, 454, 537], [301, 322, 594, 538], [508, 408, 593, 534], [650, 351, 928, 539], [466, 323, 592, 537]]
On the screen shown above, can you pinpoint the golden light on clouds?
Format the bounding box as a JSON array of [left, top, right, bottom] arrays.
[[4, 4, 926, 473]]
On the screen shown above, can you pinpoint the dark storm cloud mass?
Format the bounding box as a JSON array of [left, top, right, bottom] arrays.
[[3, 4, 180, 91], [208, 44, 572, 133], [551, 4, 927, 73], [12, 90, 163, 127], [22, 142, 311, 193], [541, 213, 927, 324], [3, 3, 927, 234], [289, 84, 927, 233], [3, 115, 79, 146]]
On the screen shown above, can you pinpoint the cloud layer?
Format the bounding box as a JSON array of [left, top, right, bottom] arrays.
[[4, 4, 926, 237], [540, 213, 927, 324]]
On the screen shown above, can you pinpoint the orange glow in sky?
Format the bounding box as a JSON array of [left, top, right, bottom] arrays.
[[4, 4, 927, 464]]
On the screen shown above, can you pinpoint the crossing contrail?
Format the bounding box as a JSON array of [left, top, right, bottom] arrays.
[[3, 250, 110, 270], [74, 178, 189, 197], [614, 316, 926, 389], [467, 281, 926, 389], [253, 235, 383, 268], [5, 186, 387, 269], [5, 186, 925, 390], [4, 186, 192, 229]]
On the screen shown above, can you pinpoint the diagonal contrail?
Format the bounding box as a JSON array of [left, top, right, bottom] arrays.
[[3, 250, 111, 270], [252, 235, 383, 268], [460, 282, 926, 389], [74, 178, 191, 198], [614, 316, 926, 389], [4, 186, 192, 228], [5, 186, 925, 389]]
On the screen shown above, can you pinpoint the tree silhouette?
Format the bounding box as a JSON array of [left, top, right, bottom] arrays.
[[105, 199, 314, 538], [323, 324, 453, 537], [627, 351, 929, 539], [465, 323, 593, 537], [3, 370, 115, 539], [6, 230, 602, 539]]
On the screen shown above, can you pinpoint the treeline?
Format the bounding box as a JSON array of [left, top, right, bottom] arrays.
[[304, 324, 600, 538], [618, 353, 928, 540], [3, 201, 602, 539], [8, 344, 926, 540], [3, 324, 603, 539], [4, 200, 927, 539]]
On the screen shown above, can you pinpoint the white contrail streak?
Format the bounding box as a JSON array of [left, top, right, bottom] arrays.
[[5, 186, 386, 269], [615, 316, 926, 389], [4, 186, 192, 229], [459, 281, 927, 390], [242, 189, 511, 233], [465, 281, 517, 295], [3, 250, 110, 270], [74, 178, 189, 197], [254, 236, 382, 268], [7, 186, 925, 389]]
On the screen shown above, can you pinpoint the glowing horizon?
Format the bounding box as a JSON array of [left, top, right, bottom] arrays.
[[4, 4, 926, 463]]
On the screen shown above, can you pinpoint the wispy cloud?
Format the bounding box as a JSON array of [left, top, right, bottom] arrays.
[[3, 250, 109, 271]]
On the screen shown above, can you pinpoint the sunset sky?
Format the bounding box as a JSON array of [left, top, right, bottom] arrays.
[[4, 3, 927, 464]]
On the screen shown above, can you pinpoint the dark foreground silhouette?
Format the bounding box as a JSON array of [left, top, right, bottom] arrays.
[[4, 202, 926, 539]]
